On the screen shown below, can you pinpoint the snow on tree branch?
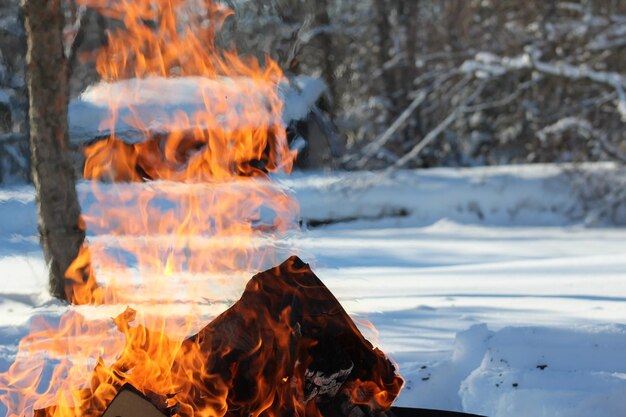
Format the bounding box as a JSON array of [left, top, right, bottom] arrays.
[[461, 51, 626, 121], [538, 117, 626, 164]]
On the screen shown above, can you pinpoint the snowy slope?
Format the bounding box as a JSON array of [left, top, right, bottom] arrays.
[[1, 164, 626, 417]]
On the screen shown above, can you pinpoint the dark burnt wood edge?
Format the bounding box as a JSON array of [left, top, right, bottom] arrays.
[[105, 383, 169, 417]]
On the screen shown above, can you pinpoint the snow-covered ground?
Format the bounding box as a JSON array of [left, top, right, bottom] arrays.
[[1, 164, 626, 417]]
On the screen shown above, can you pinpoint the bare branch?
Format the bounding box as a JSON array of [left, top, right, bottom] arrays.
[[351, 89, 428, 168], [461, 51, 626, 120], [464, 77, 539, 113], [385, 77, 485, 173]]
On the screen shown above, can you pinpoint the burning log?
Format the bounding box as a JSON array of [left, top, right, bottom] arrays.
[[176, 255, 403, 417]]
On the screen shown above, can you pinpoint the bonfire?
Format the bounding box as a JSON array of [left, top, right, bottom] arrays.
[[0, 2, 404, 417]]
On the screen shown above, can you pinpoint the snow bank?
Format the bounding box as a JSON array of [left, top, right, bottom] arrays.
[[397, 324, 626, 416], [68, 75, 326, 144], [2, 163, 620, 242], [393, 324, 493, 412], [460, 325, 626, 417], [288, 164, 593, 228], [0, 163, 591, 240]]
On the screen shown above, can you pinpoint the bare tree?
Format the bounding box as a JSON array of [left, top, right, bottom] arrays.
[[23, 0, 86, 301]]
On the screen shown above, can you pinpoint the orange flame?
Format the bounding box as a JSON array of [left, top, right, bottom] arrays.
[[73, 0, 299, 303], [0, 2, 401, 417]]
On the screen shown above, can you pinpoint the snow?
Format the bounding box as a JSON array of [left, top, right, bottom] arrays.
[[68, 75, 326, 144], [2, 164, 626, 416], [460, 50, 626, 121], [0, 89, 10, 106], [459, 325, 626, 417], [291, 164, 588, 227]]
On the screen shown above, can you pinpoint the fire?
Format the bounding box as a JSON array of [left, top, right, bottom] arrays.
[[73, 0, 299, 303], [0, 1, 401, 417], [81, 0, 292, 184]]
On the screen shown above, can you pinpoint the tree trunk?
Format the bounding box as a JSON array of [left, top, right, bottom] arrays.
[[373, 0, 395, 106], [403, 0, 420, 141], [313, 0, 336, 113], [23, 0, 85, 301]]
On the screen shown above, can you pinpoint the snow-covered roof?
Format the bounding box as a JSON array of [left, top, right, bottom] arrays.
[[68, 75, 326, 144]]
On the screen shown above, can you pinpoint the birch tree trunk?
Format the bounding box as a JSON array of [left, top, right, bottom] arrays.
[[23, 0, 85, 301]]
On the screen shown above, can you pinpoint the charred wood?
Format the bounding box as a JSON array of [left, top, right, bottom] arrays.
[[180, 256, 403, 417]]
